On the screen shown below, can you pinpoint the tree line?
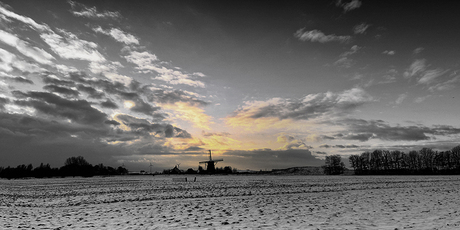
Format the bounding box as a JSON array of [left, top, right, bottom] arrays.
[[0, 156, 128, 179], [322, 155, 346, 175], [162, 165, 236, 174], [348, 145, 460, 175]]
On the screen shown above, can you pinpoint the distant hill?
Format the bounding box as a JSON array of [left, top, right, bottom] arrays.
[[270, 166, 324, 175]]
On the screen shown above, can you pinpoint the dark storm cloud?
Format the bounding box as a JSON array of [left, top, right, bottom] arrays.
[[151, 113, 168, 121], [13, 91, 108, 125], [0, 112, 109, 139], [342, 119, 430, 141], [77, 84, 105, 99], [202, 131, 231, 137], [129, 80, 141, 91], [41, 75, 75, 87], [321, 135, 335, 140], [314, 151, 327, 155], [43, 84, 80, 97], [184, 146, 204, 151], [0, 97, 9, 110], [118, 91, 162, 116], [118, 91, 138, 100], [100, 99, 118, 109], [337, 142, 459, 155], [0, 112, 125, 168], [0, 111, 195, 169], [431, 125, 460, 135], [284, 141, 313, 150], [69, 73, 164, 117], [7, 76, 34, 84], [67, 72, 208, 119], [130, 100, 160, 116], [223, 149, 324, 169], [334, 119, 460, 142], [115, 114, 191, 138], [334, 144, 359, 148], [104, 120, 120, 126], [105, 136, 138, 143], [69, 72, 127, 94], [147, 89, 209, 106], [175, 127, 192, 138], [319, 144, 360, 149], [341, 133, 375, 142]]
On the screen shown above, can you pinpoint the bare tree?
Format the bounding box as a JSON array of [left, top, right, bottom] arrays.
[[322, 155, 345, 175], [65, 156, 90, 167], [419, 148, 435, 172]]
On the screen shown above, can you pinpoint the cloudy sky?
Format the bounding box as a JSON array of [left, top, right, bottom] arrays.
[[1, 0, 459, 171]]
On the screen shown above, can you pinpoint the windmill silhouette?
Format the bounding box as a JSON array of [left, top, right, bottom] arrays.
[[199, 150, 223, 172]]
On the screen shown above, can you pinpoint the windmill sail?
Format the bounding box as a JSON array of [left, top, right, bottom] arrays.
[[199, 150, 223, 172]]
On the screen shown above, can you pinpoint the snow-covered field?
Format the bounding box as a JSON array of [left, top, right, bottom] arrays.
[[1, 175, 460, 229]]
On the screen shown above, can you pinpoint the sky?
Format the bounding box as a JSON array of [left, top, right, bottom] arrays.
[[1, 0, 460, 172]]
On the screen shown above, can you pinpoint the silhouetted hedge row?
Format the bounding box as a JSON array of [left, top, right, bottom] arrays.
[[0, 156, 128, 179], [162, 165, 235, 174], [349, 145, 460, 175]]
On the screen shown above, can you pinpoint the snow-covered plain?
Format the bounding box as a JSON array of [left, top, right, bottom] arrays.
[[1, 175, 460, 229]]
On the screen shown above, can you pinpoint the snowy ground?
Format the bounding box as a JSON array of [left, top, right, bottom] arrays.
[[1, 175, 460, 229]]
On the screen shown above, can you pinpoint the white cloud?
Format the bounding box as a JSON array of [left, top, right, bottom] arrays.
[[225, 87, 373, 133], [152, 66, 206, 88], [193, 72, 206, 77], [124, 51, 158, 68], [276, 135, 312, 150], [404, 58, 454, 90], [125, 51, 205, 88], [0, 48, 42, 73], [88, 60, 131, 86], [68, 1, 121, 19], [414, 95, 430, 103], [40, 29, 106, 63], [342, 45, 361, 56], [334, 45, 360, 68], [89, 61, 123, 74], [403, 59, 426, 78], [104, 72, 132, 86], [294, 29, 351, 43], [413, 47, 424, 54], [383, 50, 395, 55], [395, 93, 407, 105], [0, 5, 49, 32], [93, 27, 139, 45], [379, 74, 397, 84], [350, 73, 364, 80], [0, 30, 55, 65], [0, 13, 11, 22], [55, 64, 78, 74], [336, 87, 372, 105], [334, 57, 353, 68], [0, 49, 14, 72], [418, 69, 448, 85], [237, 87, 372, 121], [336, 0, 362, 13], [428, 75, 460, 92], [353, 23, 369, 34]]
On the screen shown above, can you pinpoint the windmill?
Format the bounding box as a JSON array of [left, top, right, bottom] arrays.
[[199, 150, 223, 173]]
